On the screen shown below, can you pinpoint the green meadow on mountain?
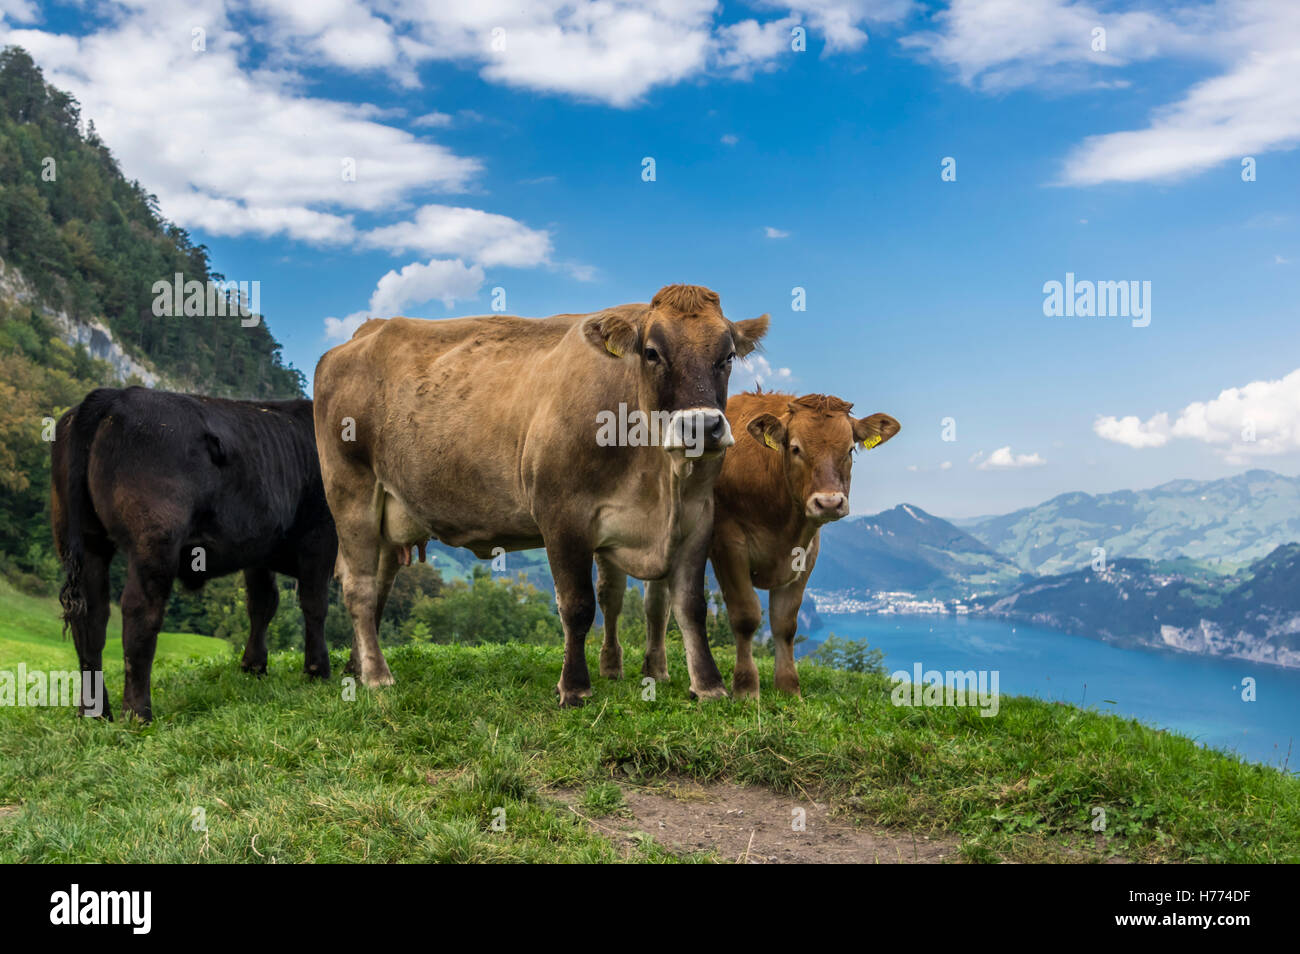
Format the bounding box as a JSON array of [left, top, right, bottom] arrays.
[[961, 470, 1300, 576]]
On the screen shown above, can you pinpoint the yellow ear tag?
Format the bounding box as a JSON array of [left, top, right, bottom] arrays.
[[763, 433, 780, 451], [861, 435, 882, 450], [605, 342, 622, 357]]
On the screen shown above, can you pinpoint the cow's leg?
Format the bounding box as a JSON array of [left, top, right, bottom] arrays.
[[120, 550, 177, 723], [68, 545, 114, 720], [240, 567, 278, 675], [671, 533, 727, 701], [339, 551, 393, 688], [641, 578, 671, 683], [548, 539, 596, 707], [595, 554, 626, 679], [712, 546, 763, 700], [298, 563, 332, 680], [326, 466, 394, 688], [769, 548, 815, 696], [345, 543, 396, 676]]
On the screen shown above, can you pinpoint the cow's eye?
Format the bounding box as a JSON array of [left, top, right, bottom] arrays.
[[717, 352, 736, 371], [790, 444, 802, 457], [644, 346, 661, 363]]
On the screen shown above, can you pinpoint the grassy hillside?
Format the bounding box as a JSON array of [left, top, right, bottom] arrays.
[[0, 578, 223, 672], [2, 587, 1297, 864]]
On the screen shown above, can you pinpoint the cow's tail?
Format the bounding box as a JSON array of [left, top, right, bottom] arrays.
[[57, 389, 115, 637]]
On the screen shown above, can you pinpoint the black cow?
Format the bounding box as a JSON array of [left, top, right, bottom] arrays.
[[51, 387, 338, 722]]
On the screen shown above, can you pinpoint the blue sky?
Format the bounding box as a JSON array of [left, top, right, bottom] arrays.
[[7, 0, 1299, 517]]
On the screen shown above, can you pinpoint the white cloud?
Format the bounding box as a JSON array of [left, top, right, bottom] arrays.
[[975, 446, 1046, 470], [1093, 412, 1171, 448], [902, 0, 1300, 186], [369, 258, 485, 316], [324, 257, 485, 341], [764, 226, 790, 238], [732, 354, 795, 392], [720, 133, 739, 145], [940, 460, 953, 470], [323, 311, 369, 342], [903, 0, 1178, 92], [362, 204, 553, 267], [412, 111, 454, 127], [0, 0, 36, 23], [1096, 368, 1300, 458]]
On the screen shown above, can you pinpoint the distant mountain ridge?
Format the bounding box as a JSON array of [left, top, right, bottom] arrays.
[[971, 545, 1300, 670], [814, 503, 1028, 598], [962, 470, 1300, 575]]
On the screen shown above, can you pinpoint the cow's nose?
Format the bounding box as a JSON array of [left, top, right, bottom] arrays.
[[807, 492, 848, 520], [665, 408, 733, 457]]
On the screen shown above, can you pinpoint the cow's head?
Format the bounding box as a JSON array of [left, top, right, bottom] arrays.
[[746, 395, 899, 523], [585, 284, 769, 458]]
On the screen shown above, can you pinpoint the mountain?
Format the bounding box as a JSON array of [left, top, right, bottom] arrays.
[[0, 47, 304, 588], [0, 47, 303, 399], [814, 503, 1030, 598], [972, 546, 1300, 670], [964, 470, 1300, 575]]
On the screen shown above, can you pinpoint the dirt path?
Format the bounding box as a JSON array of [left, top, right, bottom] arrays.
[[561, 780, 957, 863]]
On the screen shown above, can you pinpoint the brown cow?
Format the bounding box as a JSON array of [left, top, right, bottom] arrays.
[[312, 285, 768, 706], [600, 391, 899, 697]]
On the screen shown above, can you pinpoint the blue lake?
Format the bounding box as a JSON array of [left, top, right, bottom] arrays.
[[807, 613, 1300, 771]]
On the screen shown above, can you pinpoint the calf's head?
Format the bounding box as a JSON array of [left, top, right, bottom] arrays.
[[585, 284, 769, 458], [747, 395, 900, 523]]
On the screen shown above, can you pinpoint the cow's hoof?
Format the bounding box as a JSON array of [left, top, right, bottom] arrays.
[[688, 685, 729, 702], [240, 661, 268, 676], [303, 664, 330, 680], [732, 668, 760, 699], [599, 648, 624, 680], [556, 684, 593, 708], [361, 669, 395, 688], [641, 664, 670, 683]]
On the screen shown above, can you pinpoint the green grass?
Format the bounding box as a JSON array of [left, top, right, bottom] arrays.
[[1, 584, 1297, 863], [0, 579, 225, 672]]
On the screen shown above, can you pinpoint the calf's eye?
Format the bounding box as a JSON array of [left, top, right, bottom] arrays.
[[644, 347, 661, 363]]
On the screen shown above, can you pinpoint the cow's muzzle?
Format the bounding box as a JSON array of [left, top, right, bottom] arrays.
[[664, 408, 732, 458], [806, 492, 848, 522]]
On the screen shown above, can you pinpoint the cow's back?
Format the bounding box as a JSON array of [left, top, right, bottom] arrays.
[[314, 310, 637, 550], [80, 388, 325, 577]]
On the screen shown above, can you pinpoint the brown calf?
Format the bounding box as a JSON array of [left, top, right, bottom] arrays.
[[600, 391, 899, 697]]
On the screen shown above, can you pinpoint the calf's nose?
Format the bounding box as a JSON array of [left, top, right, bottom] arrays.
[[808, 492, 848, 519]]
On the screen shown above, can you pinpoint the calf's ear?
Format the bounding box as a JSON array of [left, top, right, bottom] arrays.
[[853, 413, 900, 450], [583, 312, 639, 359], [747, 412, 786, 451], [731, 313, 770, 358]]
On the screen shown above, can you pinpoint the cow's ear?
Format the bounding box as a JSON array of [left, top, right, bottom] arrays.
[[853, 413, 900, 450], [747, 412, 786, 452], [731, 314, 770, 358], [583, 312, 639, 359]]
